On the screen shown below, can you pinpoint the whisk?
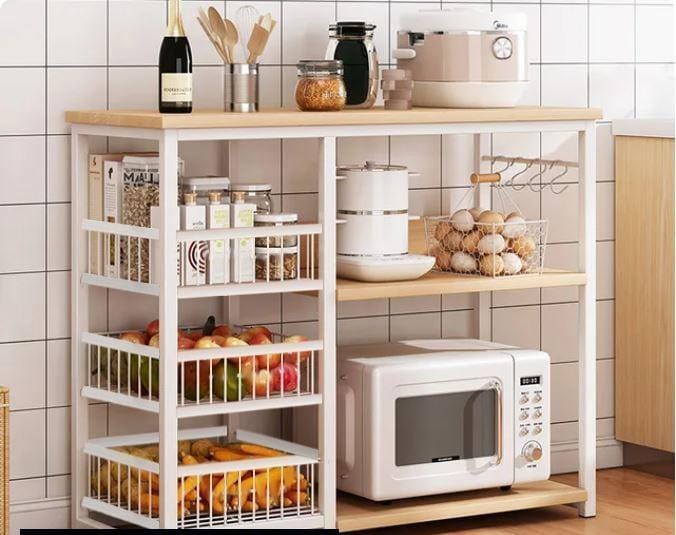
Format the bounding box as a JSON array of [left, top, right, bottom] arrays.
[[235, 4, 260, 62]]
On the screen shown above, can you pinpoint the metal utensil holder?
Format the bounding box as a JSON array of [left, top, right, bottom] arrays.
[[225, 63, 259, 112]]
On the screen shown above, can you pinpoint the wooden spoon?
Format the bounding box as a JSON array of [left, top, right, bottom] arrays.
[[207, 7, 231, 63], [246, 22, 270, 64], [196, 13, 228, 63], [223, 18, 239, 64]]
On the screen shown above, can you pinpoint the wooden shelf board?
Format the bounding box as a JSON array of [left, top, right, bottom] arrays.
[[336, 480, 587, 532], [335, 269, 586, 301], [65, 106, 602, 130]]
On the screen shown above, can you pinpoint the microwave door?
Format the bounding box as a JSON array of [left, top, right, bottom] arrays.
[[395, 388, 498, 468], [380, 378, 513, 498]]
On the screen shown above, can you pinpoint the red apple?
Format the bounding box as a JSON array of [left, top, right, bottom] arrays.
[[211, 335, 228, 347], [242, 363, 271, 397], [213, 325, 231, 338], [271, 364, 299, 393], [249, 333, 282, 370], [239, 326, 272, 343], [186, 330, 203, 341], [146, 319, 160, 337], [282, 335, 311, 364], [119, 331, 147, 345], [178, 337, 195, 350], [182, 360, 213, 401]]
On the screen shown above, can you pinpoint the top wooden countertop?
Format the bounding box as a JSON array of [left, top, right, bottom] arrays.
[[65, 106, 602, 130]]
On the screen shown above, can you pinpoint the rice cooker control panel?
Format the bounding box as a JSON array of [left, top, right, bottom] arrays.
[[492, 36, 513, 60]]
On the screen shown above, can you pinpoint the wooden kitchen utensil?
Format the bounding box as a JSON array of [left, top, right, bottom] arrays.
[[208, 7, 232, 63], [197, 8, 229, 62], [224, 18, 239, 64], [246, 23, 270, 64]]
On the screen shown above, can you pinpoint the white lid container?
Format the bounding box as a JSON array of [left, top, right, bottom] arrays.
[[337, 161, 411, 212]]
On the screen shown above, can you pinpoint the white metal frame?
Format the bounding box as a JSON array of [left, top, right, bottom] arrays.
[[71, 117, 596, 530]]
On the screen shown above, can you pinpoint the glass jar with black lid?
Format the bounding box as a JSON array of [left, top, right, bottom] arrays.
[[326, 22, 379, 108]]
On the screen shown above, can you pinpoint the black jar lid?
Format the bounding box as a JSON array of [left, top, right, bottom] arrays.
[[329, 21, 376, 37]]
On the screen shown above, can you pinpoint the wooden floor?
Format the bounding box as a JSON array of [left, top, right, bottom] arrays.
[[354, 468, 674, 534]]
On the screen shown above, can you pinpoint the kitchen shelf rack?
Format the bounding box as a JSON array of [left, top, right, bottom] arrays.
[[68, 106, 600, 531]]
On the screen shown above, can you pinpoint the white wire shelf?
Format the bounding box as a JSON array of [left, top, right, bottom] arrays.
[[82, 427, 322, 529], [82, 329, 322, 416]]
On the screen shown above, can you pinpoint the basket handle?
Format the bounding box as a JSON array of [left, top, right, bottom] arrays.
[[470, 172, 501, 184]]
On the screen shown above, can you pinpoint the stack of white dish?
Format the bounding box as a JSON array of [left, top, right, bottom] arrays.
[[336, 161, 435, 282]]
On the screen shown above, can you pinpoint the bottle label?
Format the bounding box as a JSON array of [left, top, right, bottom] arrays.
[[162, 73, 192, 102]]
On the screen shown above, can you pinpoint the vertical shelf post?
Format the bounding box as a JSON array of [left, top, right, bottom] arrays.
[[473, 133, 491, 339], [318, 136, 337, 528], [159, 129, 179, 527], [577, 123, 597, 517], [71, 127, 91, 525]]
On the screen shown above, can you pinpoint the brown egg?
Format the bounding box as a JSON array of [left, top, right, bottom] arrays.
[[509, 235, 536, 258], [505, 211, 522, 220], [461, 230, 482, 254], [479, 254, 505, 276], [442, 230, 464, 251], [434, 220, 452, 242], [435, 250, 452, 271], [478, 210, 505, 234], [468, 207, 484, 221]]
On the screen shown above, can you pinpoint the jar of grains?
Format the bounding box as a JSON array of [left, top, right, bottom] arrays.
[[229, 184, 273, 214], [295, 60, 347, 111], [254, 212, 299, 247], [255, 247, 299, 281]]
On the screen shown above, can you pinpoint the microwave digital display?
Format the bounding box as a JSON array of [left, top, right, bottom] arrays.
[[520, 376, 541, 386]]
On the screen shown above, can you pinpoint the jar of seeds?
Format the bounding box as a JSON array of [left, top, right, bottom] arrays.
[[255, 246, 298, 281], [254, 212, 299, 247], [295, 60, 346, 111]]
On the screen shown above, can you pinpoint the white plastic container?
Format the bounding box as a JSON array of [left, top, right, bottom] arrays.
[[180, 193, 207, 286], [230, 192, 255, 283], [206, 191, 230, 285]]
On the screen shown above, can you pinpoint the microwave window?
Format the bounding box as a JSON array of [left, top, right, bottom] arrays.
[[395, 389, 497, 466]]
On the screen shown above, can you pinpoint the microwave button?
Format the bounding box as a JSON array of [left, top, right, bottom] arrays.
[[519, 394, 529, 404], [533, 409, 542, 419], [519, 427, 529, 437], [519, 410, 529, 421], [532, 393, 542, 403], [533, 425, 542, 435], [523, 441, 543, 462]]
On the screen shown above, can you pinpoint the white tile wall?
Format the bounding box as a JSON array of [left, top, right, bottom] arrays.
[[1, 0, 673, 523]]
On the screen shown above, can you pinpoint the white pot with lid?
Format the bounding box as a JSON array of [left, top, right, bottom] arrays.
[[336, 161, 418, 257], [336, 161, 418, 212]]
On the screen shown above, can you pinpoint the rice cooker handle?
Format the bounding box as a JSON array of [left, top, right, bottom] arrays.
[[392, 48, 416, 60]]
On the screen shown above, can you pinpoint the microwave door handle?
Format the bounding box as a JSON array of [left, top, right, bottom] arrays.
[[492, 381, 504, 466]]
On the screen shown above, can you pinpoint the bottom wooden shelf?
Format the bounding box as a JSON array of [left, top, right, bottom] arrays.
[[336, 480, 587, 532]]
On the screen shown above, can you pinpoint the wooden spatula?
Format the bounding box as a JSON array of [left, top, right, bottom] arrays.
[[246, 22, 270, 64]]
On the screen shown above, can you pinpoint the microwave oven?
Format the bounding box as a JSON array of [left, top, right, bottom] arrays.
[[337, 339, 550, 501]]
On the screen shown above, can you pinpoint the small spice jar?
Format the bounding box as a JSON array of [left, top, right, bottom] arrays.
[[295, 60, 347, 111], [254, 212, 299, 247], [229, 184, 273, 214], [255, 246, 298, 281]]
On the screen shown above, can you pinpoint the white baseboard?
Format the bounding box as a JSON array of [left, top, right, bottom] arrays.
[[552, 437, 624, 474]]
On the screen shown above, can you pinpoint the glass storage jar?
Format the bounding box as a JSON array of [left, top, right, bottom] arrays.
[[295, 60, 347, 111], [255, 246, 299, 281], [180, 176, 230, 205], [229, 184, 273, 213], [254, 212, 299, 247]]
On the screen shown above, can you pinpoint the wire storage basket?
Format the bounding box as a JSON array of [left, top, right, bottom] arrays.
[[424, 215, 548, 277], [0, 387, 8, 535]]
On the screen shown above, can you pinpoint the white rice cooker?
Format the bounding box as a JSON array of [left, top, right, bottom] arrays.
[[336, 161, 434, 282], [394, 9, 529, 108]]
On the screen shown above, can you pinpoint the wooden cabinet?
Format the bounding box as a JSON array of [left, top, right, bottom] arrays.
[[615, 132, 675, 453]]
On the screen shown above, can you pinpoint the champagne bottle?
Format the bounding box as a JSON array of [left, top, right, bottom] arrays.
[[158, 0, 192, 113]]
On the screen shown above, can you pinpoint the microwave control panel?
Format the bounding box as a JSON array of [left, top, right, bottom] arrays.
[[512, 351, 550, 484]]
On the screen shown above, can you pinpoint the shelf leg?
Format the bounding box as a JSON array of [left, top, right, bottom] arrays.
[[577, 123, 597, 518], [71, 127, 91, 527], [159, 129, 179, 527], [473, 133, 491, 339], [319, 136, 337, 528]]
